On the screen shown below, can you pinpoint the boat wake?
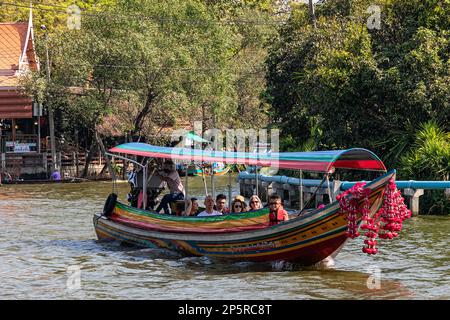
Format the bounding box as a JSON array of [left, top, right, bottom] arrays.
[[271, 256, 336, 271]]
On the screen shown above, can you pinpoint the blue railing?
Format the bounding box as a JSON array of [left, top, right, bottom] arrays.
[[238, 173, 450, 190]]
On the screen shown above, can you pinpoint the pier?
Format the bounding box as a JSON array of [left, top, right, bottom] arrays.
[[0, 150, 119, 183], [238, 173, 450, 216]]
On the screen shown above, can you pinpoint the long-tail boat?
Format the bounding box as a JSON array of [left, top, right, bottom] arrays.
[[177, 162, 231, 177], [93, 143, 410, 266]]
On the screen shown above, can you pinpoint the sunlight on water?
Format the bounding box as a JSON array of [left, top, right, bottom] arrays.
[[0, 176, 449, 299]]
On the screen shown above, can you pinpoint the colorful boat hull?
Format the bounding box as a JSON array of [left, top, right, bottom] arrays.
[[94, 171, 395, 265]]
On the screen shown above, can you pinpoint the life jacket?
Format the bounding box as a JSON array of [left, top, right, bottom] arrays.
[[269, 208, 287, 226]]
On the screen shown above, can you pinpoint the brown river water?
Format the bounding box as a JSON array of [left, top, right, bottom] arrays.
[[0, 175, 449, 300]]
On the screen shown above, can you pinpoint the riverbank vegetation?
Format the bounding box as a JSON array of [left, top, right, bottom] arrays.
[[1, 0, 449, 213], [265, 0, 449, 213]]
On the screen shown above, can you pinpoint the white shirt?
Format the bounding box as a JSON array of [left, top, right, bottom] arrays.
[[197, 210, 222, 217]]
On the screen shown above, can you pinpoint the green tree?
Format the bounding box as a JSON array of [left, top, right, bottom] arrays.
[[267, 5, 388, 150], [19, 0, 238, 175], [400, 121, 450, 181], [266, 0, 450, 168], [0, 0, 115, 35], [400, 121, 450, 215]]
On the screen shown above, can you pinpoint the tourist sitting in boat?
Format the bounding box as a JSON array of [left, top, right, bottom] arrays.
[[197, 195, 222, 217], [127, 165, 163, 209], [126, 164, 138, 205], [173, 197, 200, 216], [127, 163, 137, 186], [127, 166, 139, 206], [173, 200, 197, 216], [154, 160, 185, 214], [230, 198, 246, 214], [248, 195, 263, 211], [268, 195, 289, 226], [234, 195, 248, 211], [190, 197, 201, 216], [214, 194, 230, 214]]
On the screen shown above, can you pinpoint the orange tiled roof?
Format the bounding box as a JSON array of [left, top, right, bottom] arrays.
[[0, 22, 28, 71], [0, 21, 37, 118], [0, 74, 18, 86]]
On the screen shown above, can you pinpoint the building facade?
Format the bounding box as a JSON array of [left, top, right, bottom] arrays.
[[0, 11, 46, 180]]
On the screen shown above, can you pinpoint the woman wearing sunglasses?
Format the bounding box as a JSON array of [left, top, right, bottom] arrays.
[[230, 199, 247, 213], [248, 195, 263, 211]]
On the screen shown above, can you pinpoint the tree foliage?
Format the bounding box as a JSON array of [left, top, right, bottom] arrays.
[[399, 121, 450, 214], [11, 0, 277, 150], [400, 121, 450, 181], [266, 0, 450, 171]]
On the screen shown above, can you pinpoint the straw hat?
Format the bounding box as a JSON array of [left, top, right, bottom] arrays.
[[234, 195, 245, 202]]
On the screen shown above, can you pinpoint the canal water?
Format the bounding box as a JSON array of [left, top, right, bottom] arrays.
[[0, 176, 449, 299]]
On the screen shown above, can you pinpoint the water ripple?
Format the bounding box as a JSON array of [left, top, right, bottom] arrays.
[[0, 181, 449, 299]]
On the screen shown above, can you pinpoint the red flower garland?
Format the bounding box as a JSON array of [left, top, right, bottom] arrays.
[[337, 178, 411, 255], [378, 178, 412, 240]]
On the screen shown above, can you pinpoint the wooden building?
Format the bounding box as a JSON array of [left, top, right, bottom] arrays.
[[0, 11, 44, 179]]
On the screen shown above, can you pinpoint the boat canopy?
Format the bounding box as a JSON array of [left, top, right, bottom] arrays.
[[185, 131, 210, 143], [109, 143, 386, 173]]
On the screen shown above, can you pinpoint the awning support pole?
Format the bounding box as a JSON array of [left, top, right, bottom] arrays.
[[105, 152, 148, 209], [255, 166, 259, 197], [228, 165, 232, 208], [211, 165, 216, 199], [185, 162, 189, 214], [142, 160, 148, 210], [297, 173, 329, 217], [299, 169, 303, 210], [201, 165, 208, 196], [326, 174, 332, 204]]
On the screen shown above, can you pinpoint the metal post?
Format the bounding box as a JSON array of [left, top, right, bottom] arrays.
[[228, 166, 232, 208], [57, 152, 61, 171], [1, 152, 5, 176], [326, 174, 332, 204], [201, 166, 208, 196], [42, 26, 57, 173], [184, 162, 189, 215], [37, 112, 41, 153], [12, 119, 16, 143], [299, 169, 303, 210], [255, 167, 259, 197], [142, 163, 147, 210], [74, 130, 79, 177], [211, 165, 216, 200], [43, 152, 47, 172]]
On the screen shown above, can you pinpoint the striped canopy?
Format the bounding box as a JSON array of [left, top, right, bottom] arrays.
[[109, 143, 386, 173]]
